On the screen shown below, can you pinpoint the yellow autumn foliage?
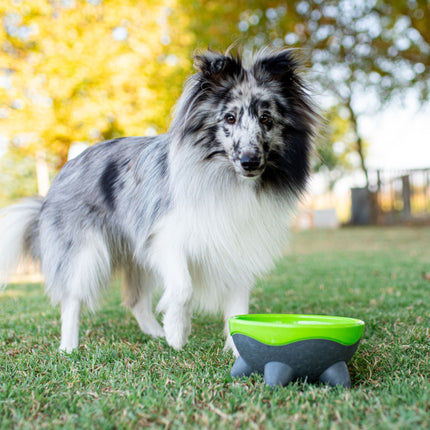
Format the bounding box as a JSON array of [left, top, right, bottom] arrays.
[[0, 0, 198, 169]]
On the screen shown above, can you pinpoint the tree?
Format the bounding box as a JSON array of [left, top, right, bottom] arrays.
[[0, 0, 203, 201], [0, 0, 195, 170], [313, 105, 358, 191]]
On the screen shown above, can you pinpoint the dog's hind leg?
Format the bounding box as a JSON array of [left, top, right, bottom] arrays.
[[46, 230, 111, 353], [60, 297, 81, 353], [123, 266, 164, 339]]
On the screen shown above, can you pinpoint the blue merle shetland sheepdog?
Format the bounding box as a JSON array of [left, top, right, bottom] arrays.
[[0, 48, 318, 354]]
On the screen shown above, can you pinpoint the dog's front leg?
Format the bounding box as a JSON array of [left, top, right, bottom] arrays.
[[156, 252, 193, 351], [222, 287, 250, 356]]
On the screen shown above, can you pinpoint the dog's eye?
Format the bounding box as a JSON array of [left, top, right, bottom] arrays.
[[259, 114, 272, 125], [224, 113, 236, 125]]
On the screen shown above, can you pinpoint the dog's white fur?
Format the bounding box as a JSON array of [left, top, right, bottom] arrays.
[[149, 176, 294, 350]]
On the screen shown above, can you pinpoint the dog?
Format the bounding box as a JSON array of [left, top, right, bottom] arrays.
[[0, 48, 317, 354]]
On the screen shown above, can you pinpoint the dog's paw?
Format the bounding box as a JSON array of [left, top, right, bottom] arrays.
[[165, 329, 188, 351], [223, 335, 239, 357], [148, 323, 165, 339], [59, 344, 77, 354], [137, 318, 165, 339], [164, 318, 190, 350], [162, 307, 191, 351]]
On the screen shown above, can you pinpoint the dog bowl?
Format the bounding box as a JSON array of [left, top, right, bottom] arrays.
[[229, 314, 365, 388]]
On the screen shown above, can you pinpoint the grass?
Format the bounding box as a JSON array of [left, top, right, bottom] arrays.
[[1, 226, 429, 429]]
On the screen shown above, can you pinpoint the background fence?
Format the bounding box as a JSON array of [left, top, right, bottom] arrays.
[[368, 168, 430, 224]]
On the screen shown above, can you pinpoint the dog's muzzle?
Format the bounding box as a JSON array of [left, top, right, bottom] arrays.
[[239, 151, 264, 177], [240, 154, 261, 172]]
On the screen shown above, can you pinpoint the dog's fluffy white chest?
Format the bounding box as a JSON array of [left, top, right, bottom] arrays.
[[148, 183, 294, 312]]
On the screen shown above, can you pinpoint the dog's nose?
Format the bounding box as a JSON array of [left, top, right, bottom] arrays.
[[240, 154, 261, 172]]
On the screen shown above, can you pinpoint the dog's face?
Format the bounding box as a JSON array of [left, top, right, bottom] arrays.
[[214, 81, 280, 178], [173, 49, 317, 190]]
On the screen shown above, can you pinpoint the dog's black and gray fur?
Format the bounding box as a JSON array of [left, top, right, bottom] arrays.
[[0, 48, 318, 353]]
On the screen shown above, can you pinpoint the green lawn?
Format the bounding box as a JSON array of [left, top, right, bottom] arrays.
[[1, 227, 429, 429]]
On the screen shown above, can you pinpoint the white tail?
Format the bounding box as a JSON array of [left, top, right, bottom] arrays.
[[0, 198, 42, 287]]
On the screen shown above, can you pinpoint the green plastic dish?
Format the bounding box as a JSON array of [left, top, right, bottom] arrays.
[[229, 314, 365, 346]]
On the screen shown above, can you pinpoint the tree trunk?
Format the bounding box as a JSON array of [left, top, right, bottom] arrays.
[[345, 96, 369, 189]]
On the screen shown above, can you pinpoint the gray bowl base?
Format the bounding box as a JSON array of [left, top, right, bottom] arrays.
[[230, 334, 360, 388], [231, 356, 351, 387]]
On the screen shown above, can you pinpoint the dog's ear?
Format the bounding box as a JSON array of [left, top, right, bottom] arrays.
[[194, 51, 243, 82], [252, 49, 301, 84]]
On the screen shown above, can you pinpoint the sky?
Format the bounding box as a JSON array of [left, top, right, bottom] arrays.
[[362, 102, 430, 171]]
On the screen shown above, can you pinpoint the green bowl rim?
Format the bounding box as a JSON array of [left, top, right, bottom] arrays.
[[229, 313, 365, 346]]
